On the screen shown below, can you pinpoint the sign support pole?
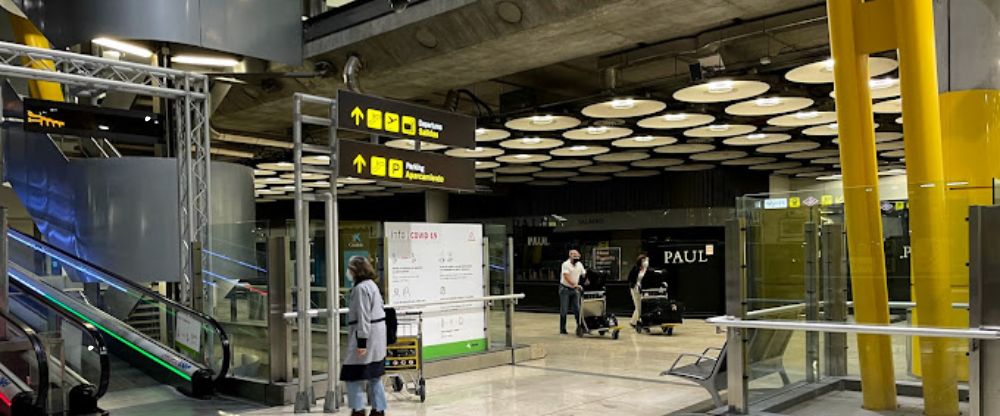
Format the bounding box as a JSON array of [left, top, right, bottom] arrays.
[[324, 101, 342, 413]]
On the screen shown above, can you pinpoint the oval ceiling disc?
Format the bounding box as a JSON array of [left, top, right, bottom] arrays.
[[723, 134, 792, 146], [653, 143, 716, 154], [562, 126, 633, 141], [445, 147, 504, 158], [673, 80, 770, 103], [614, 170, 660, 178], [505, 115, 581, 132], [637, 113, 715, 129], [721, 157, 778, 166], [549, 145, 611, 157], [756, 141, 821, 153], [581, 98, 667, 118], [499, 137, 564, 150], [568, 175, 612, 183], [690, 150, 748, 161], [631, 158, 684, 168], [475, 128, 511, 142], [541, 159, 593, 169], [665, 164, 716, 172], [594, 152, 650, 163], [684, 124, 757, 138], [786, 57, 898, 84], [767, 111, 838, 127], [496, 154, 552, 164], [611, 136, 677, 148], [724, 96, 814, 116]]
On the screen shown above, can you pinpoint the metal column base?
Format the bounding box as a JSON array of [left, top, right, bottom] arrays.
[[323, 388, 341, 413], [294, 390, 312, 413]]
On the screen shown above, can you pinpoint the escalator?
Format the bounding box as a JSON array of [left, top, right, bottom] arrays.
[[6, 228, 232, 404], [0, 306, 48, 415]]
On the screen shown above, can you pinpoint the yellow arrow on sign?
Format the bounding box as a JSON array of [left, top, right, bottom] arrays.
[[350, 107, 364, 125], [353, 154, 367, 174]]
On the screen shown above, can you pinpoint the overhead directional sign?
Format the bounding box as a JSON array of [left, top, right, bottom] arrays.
[[339, 140, 475, 191], [23, 98, 163, 144], [337, 90, 476, 149]]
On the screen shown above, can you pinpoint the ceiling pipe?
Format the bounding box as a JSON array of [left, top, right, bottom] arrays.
[[343, 54, 364, 92]]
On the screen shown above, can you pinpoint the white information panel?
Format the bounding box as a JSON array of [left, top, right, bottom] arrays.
[[385, 222, 486, 359], [175, 310, 202, 352]]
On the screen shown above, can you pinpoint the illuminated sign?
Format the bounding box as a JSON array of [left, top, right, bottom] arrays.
[[337, 90, 476, 149], [338, 140, 475, 191], [23, 98, 163, 143]]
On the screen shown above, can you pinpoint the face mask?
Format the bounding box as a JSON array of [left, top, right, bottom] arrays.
[[570, 258, 579, 264]]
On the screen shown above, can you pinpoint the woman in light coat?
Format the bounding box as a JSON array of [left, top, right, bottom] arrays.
[[627, 254, 649, 327], [341, 256, 388, 416]]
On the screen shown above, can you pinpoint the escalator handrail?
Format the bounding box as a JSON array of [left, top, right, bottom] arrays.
[[0, 307, 49, 409], [10, 278, 111, 398], [7, 229, 231, 383]]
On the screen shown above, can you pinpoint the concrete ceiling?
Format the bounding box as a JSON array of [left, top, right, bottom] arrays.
[[213, 0, 826, 137]]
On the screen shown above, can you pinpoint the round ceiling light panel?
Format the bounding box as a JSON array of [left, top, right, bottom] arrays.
[[337, 177, 376, 185], [767, 111, 838, 127], [475, 171, 495, 179], [665, 164, 715, 172], [581, 98, 666, 118], [787, 149, 840, 159], [803, 123, 841, 136], [302, 155, 331, 166], [690, 150, 748, 161], [785, 57, 898, 84], [475, 128, 511, 142], [254, 169, 276, 176], [637, 113, 715, 129], [350, 185, 386, 192], [873, 98, 902, 114], [279, 173, 329, 180], [881, 150, 906, 158], [505, 115, 581, 131], [683, 124, 757, 138], [541, 159, 593, 168], [722, 133, 792, 146], [594, 152, 650, 163], [384, 139, 448, 151], [255, 177, 293, 185], [494, 175, 534, 183], [611, 135, 677, 148], [832, 132, 900, 145], [568, 175, 612, 183], [562, 126, 633, 141], [614, 170, 660, 178], [445, 146, 504, 158], [896, 117, 903, 124], [775, 166, 825, 175], [756, 141, 821, 153], [831, 77, 900, 99], [749, 162, 803, 171], [550, 145, 610, 157], [305, 181, 332, 188], [811, 157, 843, 165], [499, 137, 564, 150], [495, 165, 542, 174], [257, 162, 294, 171], [581, 164, 628, 174], [725, 96, 814, 116], [875, 141, 905, 151], [673, 79, 770, 103], [632, 158, 684, 168], [721, 157, 778, 166], [496, 153, 552, 164], [533, 170, 579, 179], [653, 143, 716, 154], [529, 180, 569, 187], [475, 160, 500, 170]]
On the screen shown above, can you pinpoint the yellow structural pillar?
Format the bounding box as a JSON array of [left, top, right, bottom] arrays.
[[894, 0, 959, 414], [826, 0, 897, 410], [8, 16, 63, 101]]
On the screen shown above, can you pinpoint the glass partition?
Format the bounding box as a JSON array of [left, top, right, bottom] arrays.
[[734, 180, 985, 411]]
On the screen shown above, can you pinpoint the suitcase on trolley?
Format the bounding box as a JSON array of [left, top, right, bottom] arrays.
[[638, 294, 683, 335]]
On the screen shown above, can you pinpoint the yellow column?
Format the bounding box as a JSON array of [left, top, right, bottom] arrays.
[[8, 16, 63, 101], [826, 0, 897, 410], [894, 0, 959, 413]]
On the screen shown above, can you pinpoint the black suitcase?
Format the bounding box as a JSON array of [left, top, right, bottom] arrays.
[[639, 297, 683, 333]]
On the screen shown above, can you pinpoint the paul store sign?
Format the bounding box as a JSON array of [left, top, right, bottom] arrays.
[[664, 247, 714, 264]]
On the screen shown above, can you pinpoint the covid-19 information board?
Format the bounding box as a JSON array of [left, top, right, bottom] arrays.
[[384, 222, 485, 360]]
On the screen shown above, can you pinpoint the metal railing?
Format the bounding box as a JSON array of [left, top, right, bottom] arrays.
[[707, 315, 1000, 340], [282, 294, 526, 320]]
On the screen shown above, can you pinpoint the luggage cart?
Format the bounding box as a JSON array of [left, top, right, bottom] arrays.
[[576, 290, 622, 339], [636, 284, 683, 335], [385, 311, 426, 402]]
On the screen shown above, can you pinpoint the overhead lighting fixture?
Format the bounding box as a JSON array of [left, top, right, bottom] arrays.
[[521, 138, 542, 144], [172, 55, 240, 67], [747, 133, 767, 140], [869, 77, 897, 90], [471, 147, 485, 152], [92, 37, 152, 58], [706, 80, 734, 94], [826, 123, 839, 131], [817, 174, 842, 181], [530, 115, 555, 125], [475, 128, 487, 136], [97, 124, 110, 131], [708, 124, 731, 132], [663, 114, 688, 121], [633, 136, 655, 142], [755, 97, 782, 107], [514, 154, 532, 159], [609, 98, 636, 109], [821, 59, 835, 72], [570, 145, 589, 151], [586, 126, 609, 135], [793, 111, 819, 120]]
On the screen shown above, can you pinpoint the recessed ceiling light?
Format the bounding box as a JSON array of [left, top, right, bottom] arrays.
[[663, 114, 688, 121], [817, 174, 842, 181], [172, 55, 240, 67], [93, 37, 152, 58], [755, 97, 782, 107], [827, 123, 839, 131], [610, 98, 636, 109], [530, 115, 555, 125], [707, 80, 734, 94], [708, 124, 731, 132], [633, 136, 655, 142], [471, 147, 485, 152], [521, 138, 542, 144], [869, 78, 896, 90], [586, 126, 609, 135], [97, 124, 110, 130], [747, 133, 767, 140], [821, 58, 835, 72], [514, 154, 532, 159], [570, 145, 589, 151], [475, 128, 487, 136], [793, 111, 819, 120]]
